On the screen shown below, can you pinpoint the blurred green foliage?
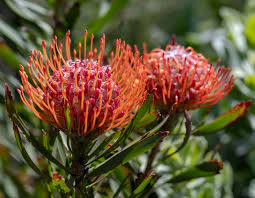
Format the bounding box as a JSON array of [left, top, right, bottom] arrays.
[[0, 0, 254, 197]]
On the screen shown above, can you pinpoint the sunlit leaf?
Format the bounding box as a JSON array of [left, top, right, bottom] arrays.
[[245, 14, 255, 46], [192, 101, 251, 136], [245, 75, 255, 90]]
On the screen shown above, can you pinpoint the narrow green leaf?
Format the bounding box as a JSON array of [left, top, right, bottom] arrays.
[[65, 108, 71, 132], [11, 114, 69, 172], [168, 110, 191, 157], [56, 135, 67, 164], [135, 112, 157, 129], [13, 123, 45, 178], [42, 130, 53, 179], [147, 114, 169, 136], [89, 131, 121, 159], [133, 171, 155, 195], [5, 86, 69, 173], [85, 172, 112, 188], [245, 13, 255, 46], [113, 176, 130, 198], [0, 43, 20, 71], [0, 19, 25, 48], [135, 96, 157, 129], [193, 101, 251, 136], [168, 160, 224, 183], [64, 108, 72, 152], [4, 0, 51, 34], [48, 128, 59, 152], [87, 96, 153, 165], [87, 0, 129, 34], [65, 2, 80, 30], [133, 95, 153, 124], [88, 131, 168, 178], [42, 130, 49, 151]]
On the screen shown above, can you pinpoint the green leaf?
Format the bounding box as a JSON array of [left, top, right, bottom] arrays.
[[64, 108, 72, 152], [12, 115, 69, 172], [54, 135, 67, 165], [0, 43, 20, 71], [133, 95, 154, 124], [87, 0, 129, 34], [135, 112, 157, 129], [87, 131, 168, 178], [48, 128, 59, 152], [168, 160, 224, 183], [245, 75, 255, 90], [168, 110, 191, 157], [192, 101, 251, 136], [3, 0, 51, 34], [147, 114, 169, 136], [87, 96, 153, 165], [13, 123, 45, 178], [88, 131, 121, 159], [65, 2, 80, 30], [113, 175, 130, 198], [5, 86, 69, 173], [245, 13, 255, 46], [133, 171, 155, 195], [135, 97, 157, 129], [0, 19, 25, 48]]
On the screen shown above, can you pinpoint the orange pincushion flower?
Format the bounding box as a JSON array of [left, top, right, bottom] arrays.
[[144, 40, 234, 112], [18, 30, 146, 136]]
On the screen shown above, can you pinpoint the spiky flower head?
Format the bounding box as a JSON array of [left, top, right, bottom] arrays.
[[143, 39, 234, 113], [18, 30, 146, 136]]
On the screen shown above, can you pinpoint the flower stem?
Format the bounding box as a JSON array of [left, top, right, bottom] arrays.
[[144, 112, 181, 176]]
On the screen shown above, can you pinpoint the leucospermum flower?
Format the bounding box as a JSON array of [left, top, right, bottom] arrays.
[[18, 30, 146, 136], [143, 40, 234, 113]]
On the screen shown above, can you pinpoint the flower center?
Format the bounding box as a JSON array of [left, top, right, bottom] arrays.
[[43, 59, 122, 131]]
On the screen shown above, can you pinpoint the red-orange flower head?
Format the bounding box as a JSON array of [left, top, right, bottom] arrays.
[[144, 40, 234, 112], [18, 30, 146, 136]]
